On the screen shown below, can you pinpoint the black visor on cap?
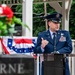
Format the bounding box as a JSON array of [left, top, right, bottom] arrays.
[[45, 12, 62, 22], [51, 18, 61, 23]]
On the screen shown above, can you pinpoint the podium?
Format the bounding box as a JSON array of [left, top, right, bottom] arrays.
[[43, 54, 66, 75]]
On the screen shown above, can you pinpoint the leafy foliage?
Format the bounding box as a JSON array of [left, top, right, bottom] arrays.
[[69, 1, 75, 39], [0, 16, 30, 36], [33, 3, 55, 36], [0, 4, 30, 36], [33, 2, 75, 39]]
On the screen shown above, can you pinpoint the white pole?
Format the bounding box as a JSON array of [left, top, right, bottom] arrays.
[[22, 0, 33, 37], [37, 54, 40, 75], [71, 41, 75, 75]]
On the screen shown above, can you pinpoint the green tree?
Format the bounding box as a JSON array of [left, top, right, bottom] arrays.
[[69, 1, 75, 39], [33, 2, 75, 39], [33, 3, 55, 36]]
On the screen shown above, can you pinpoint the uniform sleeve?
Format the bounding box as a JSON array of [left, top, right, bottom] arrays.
[[34, 33, 44, 53]]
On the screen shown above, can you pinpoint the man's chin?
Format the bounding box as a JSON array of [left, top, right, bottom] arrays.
[[55, 29, 59, 31]]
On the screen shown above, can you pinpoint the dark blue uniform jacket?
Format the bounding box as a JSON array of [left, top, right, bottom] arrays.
[[34, 29, 72, 75]]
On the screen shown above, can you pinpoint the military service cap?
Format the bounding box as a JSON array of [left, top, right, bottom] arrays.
[[45, 12, 62, 23]]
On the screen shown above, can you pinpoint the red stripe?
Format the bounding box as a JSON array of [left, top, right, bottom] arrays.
[[1, 39, 10, 54], [14, 39, 32, 44]]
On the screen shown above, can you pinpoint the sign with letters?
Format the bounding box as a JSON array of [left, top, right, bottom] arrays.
[[0, 54, 34, 75]]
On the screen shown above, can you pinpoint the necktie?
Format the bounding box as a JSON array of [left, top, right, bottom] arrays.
[[53, 33, 56, 52]]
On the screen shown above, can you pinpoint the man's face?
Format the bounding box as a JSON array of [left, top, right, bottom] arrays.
[[48, 21, 60, 32]]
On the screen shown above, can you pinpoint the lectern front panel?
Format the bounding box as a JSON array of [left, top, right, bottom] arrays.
[[44, 54, 65, 75]]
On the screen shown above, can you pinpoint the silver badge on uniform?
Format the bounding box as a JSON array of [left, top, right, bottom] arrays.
[[59, 33, 66, 42]]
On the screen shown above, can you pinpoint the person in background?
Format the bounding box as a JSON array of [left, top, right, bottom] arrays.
[[34, 12, 72, 75]]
